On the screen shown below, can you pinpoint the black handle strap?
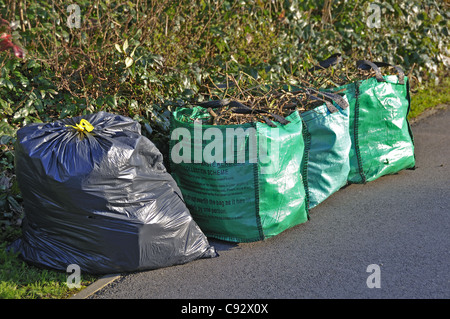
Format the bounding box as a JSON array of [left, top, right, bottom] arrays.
[[196, 99, 231, 109], [305, 94, 338, 113], [194, 99, 290, 127], [308, 53, 343, 72], [356, 60, 405, 84], [316, 91, 349, 110], [371, 62, 405, 85], [309, 55, 405, 85], [305, 88, 349, 113], [356, 60, 386, 82], [357, 60, 405, 84], [228, 101, 290, 126]]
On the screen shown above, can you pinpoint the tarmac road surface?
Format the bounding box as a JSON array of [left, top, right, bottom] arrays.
[[87, 105, 449, 300]]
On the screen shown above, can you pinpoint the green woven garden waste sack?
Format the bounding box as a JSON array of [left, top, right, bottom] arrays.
[[325, 60, 415, 183], [300, 91, 351, 209], [169, 106, 309, 242], [324, 82, 360, 183]]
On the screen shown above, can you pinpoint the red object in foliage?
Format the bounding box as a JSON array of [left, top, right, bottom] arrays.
[[0, 33, 25, 58], [0, 18, 25, 59]]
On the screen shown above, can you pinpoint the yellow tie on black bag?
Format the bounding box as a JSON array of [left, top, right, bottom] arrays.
[[66, 119, 94, 139], [66, 119, 94, 133]]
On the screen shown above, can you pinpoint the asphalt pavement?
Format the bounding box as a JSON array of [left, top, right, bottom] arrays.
[[86, 105, 449, 300]]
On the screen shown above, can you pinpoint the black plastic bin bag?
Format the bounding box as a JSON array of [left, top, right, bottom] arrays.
[[10, 112, 217, 274]]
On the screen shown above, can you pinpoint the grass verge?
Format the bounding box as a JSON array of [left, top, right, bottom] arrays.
[[409, 71, 450, 119], [0, 241, 97, 299]]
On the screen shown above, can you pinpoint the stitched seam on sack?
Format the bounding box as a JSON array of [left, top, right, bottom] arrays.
[[354, 82, 367, 184], [301, 118, 311, 218], [405, 77, 415, 146], [404, 76, 416, 169], [253, 122, 265, 240]]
